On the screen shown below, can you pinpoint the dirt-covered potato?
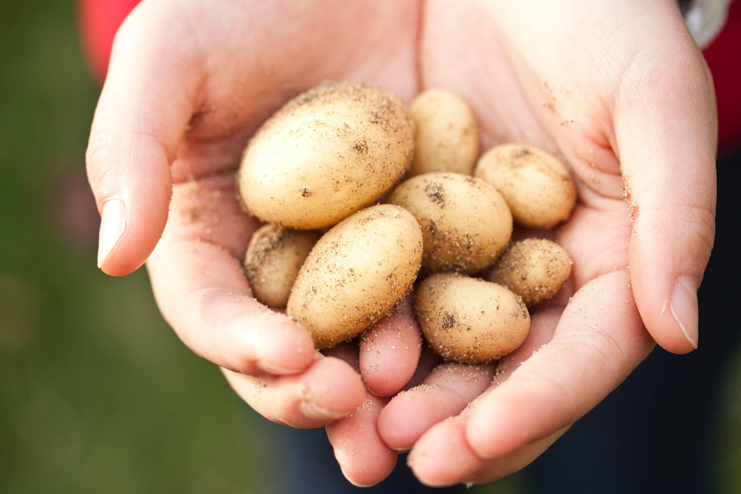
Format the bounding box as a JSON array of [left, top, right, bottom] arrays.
[[386, 172, 512, 274], [415, 273, 530, 364], [488, 238, 572, 308], [475, 144, 576, 229], [287, 205, 423, 350], [243, 224, 322, 309], [409, 89, 479, 176], [238, 81, 415, 230]]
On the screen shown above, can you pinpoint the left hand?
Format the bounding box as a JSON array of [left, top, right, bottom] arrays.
[[326, 0, 717, 486]]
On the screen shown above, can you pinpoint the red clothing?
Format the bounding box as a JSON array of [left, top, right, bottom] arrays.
[[703, 1, 741, 153]]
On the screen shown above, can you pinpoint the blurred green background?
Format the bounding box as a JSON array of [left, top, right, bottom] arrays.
[[1, 1, 740, 493]]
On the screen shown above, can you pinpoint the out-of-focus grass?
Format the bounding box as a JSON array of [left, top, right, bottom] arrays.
[[0, 2, 270, 493]]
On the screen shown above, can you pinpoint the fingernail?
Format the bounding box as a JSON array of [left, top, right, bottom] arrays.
[[97, 199, 127, 268], [343, 475, 373, 488], [669, 279, 699, 350], [298, 383, 346, 420], [391, 446, 411, 453], [256, 359, 302, 375], [299, 400, 346, 421]]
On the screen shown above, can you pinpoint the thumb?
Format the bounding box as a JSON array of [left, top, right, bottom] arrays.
[[616, 20, 717, 354], [85, 3, 202, 276]]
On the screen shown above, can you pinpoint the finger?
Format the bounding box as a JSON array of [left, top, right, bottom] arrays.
[[377, 306, 561, 452], [614, 6, 717, 353], [408, 414, 567, 487], [377, 362, 494, 451], [327, 393, 398, 487], [147, 173, 316, 375], [86, 2, 204, 275], [223, 355, 366, 429], [359, 293, 422, 396], [323, 343, 399, 486], [465, 270, 654, 460]]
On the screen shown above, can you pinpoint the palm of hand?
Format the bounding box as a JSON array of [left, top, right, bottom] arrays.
[[90, 0, 714, 487]]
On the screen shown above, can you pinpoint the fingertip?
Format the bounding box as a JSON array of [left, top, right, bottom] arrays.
[[328, 394, 398, 487], [89, 135, 174, 276], [464, 388, 541, 460], [647, 278, 699, 354], [408, 418, 484, 487], [359, 296, 422, 396], [97, 197, 167, 276], [249, 317, 317, 375], [307, 357, 366, 416], [669, 278, 699, 350], [464, 399, 508, 460]]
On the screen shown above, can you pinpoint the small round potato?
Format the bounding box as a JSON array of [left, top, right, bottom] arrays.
[[287, 205, 423, 350], [243, 224, 322, 309], [475, 144, 576, 229], [386, 172, 512, 274], [409, 89, 480, 176], [238, 81, 415, 229], [488, 238, 573, 308], [415, 273, 530, 364]]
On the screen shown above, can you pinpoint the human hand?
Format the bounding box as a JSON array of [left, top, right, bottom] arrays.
[[324, 0, 717, 486], [85, 0, 423, 428]]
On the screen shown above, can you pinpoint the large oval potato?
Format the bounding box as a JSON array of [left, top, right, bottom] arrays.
[[243, 224, 321, 309], [488, 238, 572, 308], [409, 89, 479, 176], [415, 273, 530, 364], [386, 172, 512, 274], [475, 144, 576, 229], [238, 82, 415, 229], [287, 205, 423, 350]]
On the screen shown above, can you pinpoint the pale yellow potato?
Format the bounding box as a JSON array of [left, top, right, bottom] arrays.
[[409, 89, 479, 176], [488, 238, 573, 308], [475, 144, 576, 229], [386, 172, 512, 274], [287, 205, 423, 350], [415, 273, 530, 364], [238, 81, 415, 230], [243, 224, 322, 309]]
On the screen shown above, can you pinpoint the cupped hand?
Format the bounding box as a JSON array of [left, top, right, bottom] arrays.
[[86, 0, 421, 427], [326, 0, 717, 486]]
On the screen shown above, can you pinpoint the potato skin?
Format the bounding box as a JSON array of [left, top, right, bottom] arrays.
[[243, 225, 321, 309], [386, 172, 512, 274], [475, 144, 576, 229], [238, 82, 415, 229], [409, 89, 479, 177], [286, 205, 423, 350], [488, 238, 572, 308], [415, 274, 530, 364]]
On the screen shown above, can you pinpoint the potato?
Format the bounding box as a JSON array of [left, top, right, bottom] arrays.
[[475, 144, 576, 229], [287, 205, 423, 350], [243, 224, 321, 309], [415, 273, 530, 363], [488, 238, 572, 308], [238, 81, 415, 230], [386, 172, 512, 274], [409, 89, 479, 176]]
